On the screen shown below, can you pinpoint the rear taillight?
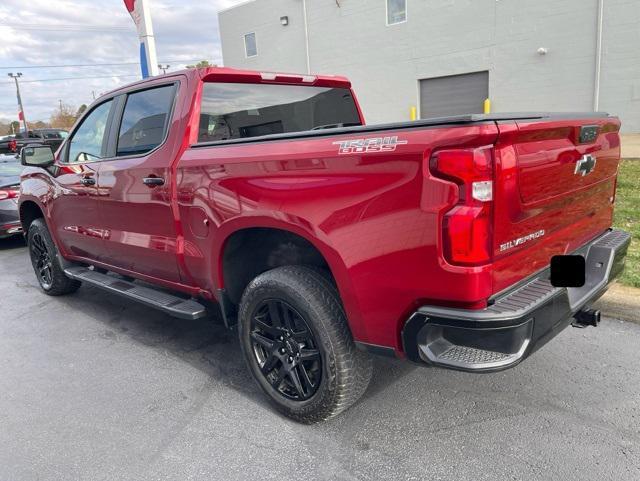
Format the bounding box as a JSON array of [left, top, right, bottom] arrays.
[[430, 148, 494, 266], [8, 140, 17, 152], [0, 186, 20, 200]]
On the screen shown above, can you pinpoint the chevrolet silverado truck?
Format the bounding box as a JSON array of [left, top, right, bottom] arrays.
[[18, 67, 630, 423]]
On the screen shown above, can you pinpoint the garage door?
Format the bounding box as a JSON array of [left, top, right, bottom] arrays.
[[420, 71, 489, 118]]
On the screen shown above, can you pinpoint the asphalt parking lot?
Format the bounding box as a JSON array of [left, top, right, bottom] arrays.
[[1, 236, 639, 481]]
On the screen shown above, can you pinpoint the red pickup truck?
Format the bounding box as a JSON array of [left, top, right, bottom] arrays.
[[19, 67, 630, 423]]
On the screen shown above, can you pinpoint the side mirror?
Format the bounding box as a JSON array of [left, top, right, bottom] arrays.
[[21, 145, 55, 167]]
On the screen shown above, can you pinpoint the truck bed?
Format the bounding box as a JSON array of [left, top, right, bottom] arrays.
[[192, 112, 611, 147]]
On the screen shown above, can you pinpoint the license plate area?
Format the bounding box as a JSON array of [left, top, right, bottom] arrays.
[[550, 255, 585, 287]]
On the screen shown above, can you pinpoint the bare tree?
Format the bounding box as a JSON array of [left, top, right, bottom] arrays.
[[50, 102, 79, 130]]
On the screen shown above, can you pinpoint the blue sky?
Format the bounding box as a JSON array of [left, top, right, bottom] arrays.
[[0, 0, 245, 123]]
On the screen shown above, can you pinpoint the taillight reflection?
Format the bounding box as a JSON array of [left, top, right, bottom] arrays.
[[0, 187, 20, 201]]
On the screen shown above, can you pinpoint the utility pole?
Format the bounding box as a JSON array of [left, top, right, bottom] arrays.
[[92, 91, 96, 100], [59, 99, 63, 111], [8, 73, 28, 134], [158, 64, 170, 74]]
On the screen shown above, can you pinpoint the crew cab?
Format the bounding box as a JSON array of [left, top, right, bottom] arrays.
[[18, 67, 630, 423]]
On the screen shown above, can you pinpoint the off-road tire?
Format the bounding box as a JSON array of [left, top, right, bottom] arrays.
[[27, 218, 81, 296], [238, 265, 372, 423]]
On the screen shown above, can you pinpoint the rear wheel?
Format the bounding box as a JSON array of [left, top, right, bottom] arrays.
[[238, 265, 372, 423], [27, 218, 81, 296]]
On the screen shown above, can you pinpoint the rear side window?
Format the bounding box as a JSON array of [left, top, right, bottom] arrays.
[[116, 84, 175, 157], [198, 83, 362, 143]]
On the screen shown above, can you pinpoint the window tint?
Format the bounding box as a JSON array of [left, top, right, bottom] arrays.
[[244, 32, 257, 57], [67, 100, 113, 163], [198, 83, 361, 143], [387, 0, 406, 25], [116, 85, 175, 157]]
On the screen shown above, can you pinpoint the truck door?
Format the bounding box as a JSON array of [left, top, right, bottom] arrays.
[[95, 81, 183, 283], [49, 99, 114, 259]]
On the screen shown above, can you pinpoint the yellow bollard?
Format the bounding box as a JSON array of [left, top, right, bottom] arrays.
[[410, 106, 417, 121], [483, 98, 491, 114]]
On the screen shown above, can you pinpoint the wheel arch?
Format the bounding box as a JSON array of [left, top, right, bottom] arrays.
[[19, 198, 46, 234], [214, 217, 365, 340]]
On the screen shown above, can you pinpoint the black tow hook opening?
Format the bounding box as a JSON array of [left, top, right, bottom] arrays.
[[572, 308, 601, 328]]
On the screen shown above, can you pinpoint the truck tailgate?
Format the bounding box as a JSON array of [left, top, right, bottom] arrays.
[[491, 115, 621, 294]]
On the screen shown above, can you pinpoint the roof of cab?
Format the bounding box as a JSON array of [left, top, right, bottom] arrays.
[[96, 66, 352, 105]]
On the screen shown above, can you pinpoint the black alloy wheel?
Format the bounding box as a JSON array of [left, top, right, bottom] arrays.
[[29, 232, 54, 289], [238, 265, 372, 423], [250, 299, 322, 401], [27, 218, 81, 296]]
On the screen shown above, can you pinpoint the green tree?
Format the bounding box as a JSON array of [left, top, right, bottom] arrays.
[[186, 60, 214, 69]]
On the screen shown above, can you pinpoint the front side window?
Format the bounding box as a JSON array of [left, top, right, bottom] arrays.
[[116, 84, 175, 157], [244, 32, 257, 57], [67, 100, 113, 163], [198, 82, 362, 143], [387, 0, 407, 25]]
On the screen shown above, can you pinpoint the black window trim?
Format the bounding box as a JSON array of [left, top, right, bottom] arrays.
[[106, 81, 180, 161]]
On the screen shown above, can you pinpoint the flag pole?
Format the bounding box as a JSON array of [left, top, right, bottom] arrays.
[[124, 0, 159, 78]]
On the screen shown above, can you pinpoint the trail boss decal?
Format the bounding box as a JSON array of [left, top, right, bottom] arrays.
[[333, 136, 408, 154], [500, 230, 546, 252]]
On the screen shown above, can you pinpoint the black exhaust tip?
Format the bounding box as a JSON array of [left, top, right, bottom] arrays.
[[572, 308, 601, 328]]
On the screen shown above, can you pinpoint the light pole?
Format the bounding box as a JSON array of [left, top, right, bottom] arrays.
[[158, 64, 170, 74], [8, 73, 28, 134]]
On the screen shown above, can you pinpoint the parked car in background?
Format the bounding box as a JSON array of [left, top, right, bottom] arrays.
[[0, 129, 68, 155], [18, 67, 630, 422], [0, 154, 23, 238]]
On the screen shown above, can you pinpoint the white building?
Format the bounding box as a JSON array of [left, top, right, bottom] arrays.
[[218, 0, 640, 132]]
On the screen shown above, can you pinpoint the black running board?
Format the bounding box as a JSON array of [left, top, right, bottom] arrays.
[[64, 266, 207, 320]]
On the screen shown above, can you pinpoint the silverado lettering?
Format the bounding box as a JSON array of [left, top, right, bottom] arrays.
[[499, 230, 546, 252]]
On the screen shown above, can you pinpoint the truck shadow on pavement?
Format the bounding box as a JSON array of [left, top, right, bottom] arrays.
[[54, 281, 418, 415], [0, 236, 26, 251]]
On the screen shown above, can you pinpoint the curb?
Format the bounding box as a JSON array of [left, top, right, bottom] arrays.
[[593, 283, 640, 324]]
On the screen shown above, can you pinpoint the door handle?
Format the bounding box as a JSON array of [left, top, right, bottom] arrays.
[[80, 177, 96, 186], [143, 177, 165, 187]]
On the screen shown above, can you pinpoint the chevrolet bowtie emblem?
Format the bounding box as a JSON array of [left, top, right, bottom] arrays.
[[574, 154, 597, 176]]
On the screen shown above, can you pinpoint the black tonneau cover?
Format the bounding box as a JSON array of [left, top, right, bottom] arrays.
[[192, 112, 611, 149]]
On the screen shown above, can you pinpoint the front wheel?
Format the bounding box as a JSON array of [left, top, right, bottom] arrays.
[[27, 218, 81, 296], [238, 265, 372, 423]]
